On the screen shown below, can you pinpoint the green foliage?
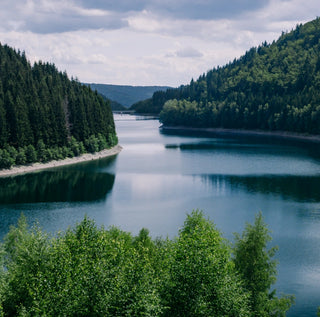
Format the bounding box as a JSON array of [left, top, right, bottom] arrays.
[[36, 140, 47, 162], [136, 18, 320, 136], [0, 43, 117, 169], [15, 148, 26, 165], [83, 134, 114, 153], [0, 217, 163, 316], [0, 243, 5, 317], [85, 135, 100, 153], [163, 210, 250, 317], [3, 214, 50, 316], [109, 99, 127, 111], [233, 212, 294, 316], [107, 133, 118, 147], [0, 132, 115, 171], [0, 138, 100, 169], [69, 136, 82, 157], [0, 212, 294, 316], [89, 83, 171, 108], [25, 145, 37, 164], [131, 89, 179, 114], [5, 146, 17, 162], [0, 149, 14, 169], [97, 133, 108, 151]]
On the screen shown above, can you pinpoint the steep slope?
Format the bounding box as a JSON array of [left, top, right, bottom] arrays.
[[138, 18, 320, 135], [0, 43, 117, 169]]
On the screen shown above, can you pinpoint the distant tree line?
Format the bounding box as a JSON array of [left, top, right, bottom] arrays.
[[0, 211, 294, 316], [0, 43, 117, 169], [133, 18, 320, 135]]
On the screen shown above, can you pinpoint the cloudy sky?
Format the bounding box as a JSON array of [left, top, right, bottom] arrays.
[[0, 0, 319, 86]]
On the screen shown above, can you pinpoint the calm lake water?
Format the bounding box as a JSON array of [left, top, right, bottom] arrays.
[[1, 114, 320, 316]]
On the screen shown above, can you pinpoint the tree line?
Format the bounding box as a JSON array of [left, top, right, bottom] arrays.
[[132, 18, 320, 135], [0, 210, 294, 316], [0, 43, 117, 169]]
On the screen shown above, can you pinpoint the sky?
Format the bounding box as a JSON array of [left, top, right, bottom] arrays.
[[0, 0, 319, 87]]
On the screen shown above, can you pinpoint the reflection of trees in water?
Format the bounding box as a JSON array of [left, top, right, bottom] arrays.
[[201, 174, 320, 203], [0, 170, 115, 204], [163, 129, 320, 162], [165, 141, 320, 161]]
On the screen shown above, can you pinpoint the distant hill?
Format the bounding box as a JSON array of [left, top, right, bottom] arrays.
[[109, 99, 127, 111], [136, 17, 320, 136], [98, 93, 127, 111], [87, 83, 172, 108]]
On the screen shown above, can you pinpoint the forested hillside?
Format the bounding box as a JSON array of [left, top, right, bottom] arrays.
[[136, 18, 320, 135], [0, 43, 117, 169], [88, 83, 172, 108], [97, 92, 127, 111]]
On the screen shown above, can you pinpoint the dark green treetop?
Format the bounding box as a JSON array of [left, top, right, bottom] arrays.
[[134, 18, 320, 135], [0, 43, 117, 150]]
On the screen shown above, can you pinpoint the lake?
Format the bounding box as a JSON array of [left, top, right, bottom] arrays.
[[1, 114, 320, 316]]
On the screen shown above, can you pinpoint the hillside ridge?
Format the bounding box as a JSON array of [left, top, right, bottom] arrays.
[[0, 43, 117, 169], [87, 83, 172, 108], [134, 17, 320, 136]]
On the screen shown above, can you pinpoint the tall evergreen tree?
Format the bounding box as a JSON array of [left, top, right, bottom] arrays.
[[0, 42, 117, 168], [133, 17, 320, 136]]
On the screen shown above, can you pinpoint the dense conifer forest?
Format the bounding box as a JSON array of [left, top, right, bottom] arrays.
[[0, 43, 117, 169], [133, 18, 320, 135], [0, 211, 294, 316]]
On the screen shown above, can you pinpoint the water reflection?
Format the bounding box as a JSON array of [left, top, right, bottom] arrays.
[[1, 116, 320, 317], [162, 129, 320, 162], [201, 174, 320, 202], [166, 141, 320, 159], [0, 169, 115, 204]]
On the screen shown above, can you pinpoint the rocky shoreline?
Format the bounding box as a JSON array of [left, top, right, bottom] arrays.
[[0, 145, 122, 178]]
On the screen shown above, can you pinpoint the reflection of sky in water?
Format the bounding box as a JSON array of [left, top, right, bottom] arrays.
[[113, 116, 320, 317], [1, 115, 320, 316], [124, 143, 165, 154]]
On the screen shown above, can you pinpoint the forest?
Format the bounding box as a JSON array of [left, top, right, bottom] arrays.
[[0, 210, 295, 316], [132, 18, 320, 135], [0, 44, 117, 169], [88, 83, 171, 108]]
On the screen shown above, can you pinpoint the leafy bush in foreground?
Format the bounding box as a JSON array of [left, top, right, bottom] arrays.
[[0, 211, 294, 316], [233, 212, 294, 316]]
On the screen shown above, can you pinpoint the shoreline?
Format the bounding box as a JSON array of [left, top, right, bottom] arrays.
[[160, 126, 320, 144], [0, 145, 122, 178]]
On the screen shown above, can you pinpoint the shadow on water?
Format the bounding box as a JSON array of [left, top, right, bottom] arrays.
[[0, 163, 116, 204], [166, 142, 286, 154], [162, 129, 320, 161], [200, 174, 320, 202]]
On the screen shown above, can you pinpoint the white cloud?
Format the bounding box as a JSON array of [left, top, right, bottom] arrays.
[[79, 0, 269, 20], [175, 47, 203, 58], [0, 0, 319, 86], [0, 0, 128, 33]]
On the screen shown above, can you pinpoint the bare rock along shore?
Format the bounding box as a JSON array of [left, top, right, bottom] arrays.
[[0, 145, 122, 178]]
